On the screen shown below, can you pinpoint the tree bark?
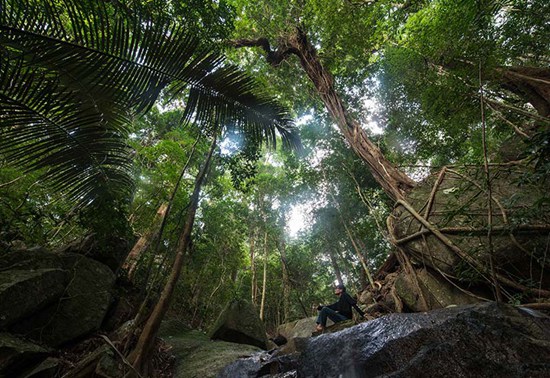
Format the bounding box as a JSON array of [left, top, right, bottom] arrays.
[[123, 203, 168, 279], [250, 227, 258, 305], [259, 230, 268, 321], [127, 136, 217, 375], [496, 66, 550, 118], [328, 249, 344, 286], [231, 28, 416, 201], [343, 223, 376, 289], [279, 237, 291, 323]]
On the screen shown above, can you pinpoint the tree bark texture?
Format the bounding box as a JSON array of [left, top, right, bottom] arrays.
[[328, 249, 344, 286], [124, 203, 168, 279], [259, 230, 268, 320], [231, 28, 416, 201], [497, 66, 550, 118], [279, 237, 291, 324], [250, 228, 258, 305], [127, 136, 217, 374]]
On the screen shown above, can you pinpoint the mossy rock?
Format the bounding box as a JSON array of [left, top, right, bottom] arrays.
[[0, 269, 67, 328], [0, 332, 50, 376], [276, 316, 318, 340], [391, 165, 550, 292], [1, 250, 115, 347], [395, 268, 479, 312], [207, 299, 268, 349], [161, 325, 262, 378]]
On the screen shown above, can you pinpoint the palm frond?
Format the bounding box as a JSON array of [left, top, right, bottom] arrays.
[[0, 0, 300, 206]]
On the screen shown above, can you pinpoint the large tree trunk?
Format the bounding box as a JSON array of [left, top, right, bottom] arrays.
[[127, 136, 217, 375], [232, 28, 416, 201], [496, 66, 550, 118]]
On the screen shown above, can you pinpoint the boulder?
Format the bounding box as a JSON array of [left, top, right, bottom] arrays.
[[1, 250, 115, 347], [276, 336, 309, 356], [19, 357, 60, 378], [276, 317, 318, 340], [391, 165, 550, 296], [221, 302, 550, 377], [160, 321, 262, 378], [0, 269, 67, 328], [56, 234, 131, 273], [394, 267, 479, 312], [311, 319, 355, 337], [0, 333, 50, 377], [208, 299, 268, 349]]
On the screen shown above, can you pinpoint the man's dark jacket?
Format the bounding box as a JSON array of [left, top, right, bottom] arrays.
[[324, 292, 364, 319]]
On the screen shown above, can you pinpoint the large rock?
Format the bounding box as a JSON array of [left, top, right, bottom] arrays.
[[160, 320, 262, 378], [220, 303, 550, 377], [0, 250, 115, 347], [56, 233, 131, 273], [0, 269, 67, 328], [0, 333, 50, 376], [391, 165, 550, 294], [276, 317, 318, 340], [208, 299, 268, 350], [394, 267, 479, 312]]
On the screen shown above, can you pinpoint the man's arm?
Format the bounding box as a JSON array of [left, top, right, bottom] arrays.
[[352, 302, 365, 317], [343, 292, 365, 317]]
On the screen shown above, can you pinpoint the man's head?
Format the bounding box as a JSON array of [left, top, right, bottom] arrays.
[[334, 284, 346, 295]]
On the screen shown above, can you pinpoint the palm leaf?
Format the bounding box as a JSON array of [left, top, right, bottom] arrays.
[[0, 0, 300, 206]]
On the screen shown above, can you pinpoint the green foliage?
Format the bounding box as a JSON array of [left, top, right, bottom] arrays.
[[377, 0, 550, 166], [1, 0, 299, 210], [130, 0, 237, 44]]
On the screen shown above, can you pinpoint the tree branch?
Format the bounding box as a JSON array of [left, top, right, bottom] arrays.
[[229, 37, 298, 67]]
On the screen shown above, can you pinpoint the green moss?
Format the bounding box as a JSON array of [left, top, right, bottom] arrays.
[[161, 328, 261, 378]]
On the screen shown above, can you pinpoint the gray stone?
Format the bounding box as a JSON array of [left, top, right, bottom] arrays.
[[276, 337, 309, 356], [20, 357, 60, 378], [391, 165, 550, 293], [394, 267, 479, 312], [1, 250, 115, 347], [0, 333, 50, 377], [0, 269, 67, 328], [222, 303, 550, 378], [277, 317, 318, 340], [160, 323, 262, 378], [56, 234, 131, 273], [208, 299, 268, 349]]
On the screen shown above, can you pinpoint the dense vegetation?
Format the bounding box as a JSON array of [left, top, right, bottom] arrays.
[[1, 0, 548, 373]]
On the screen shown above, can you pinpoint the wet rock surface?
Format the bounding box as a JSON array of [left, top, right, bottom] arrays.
[[219, 303, 550, 377]]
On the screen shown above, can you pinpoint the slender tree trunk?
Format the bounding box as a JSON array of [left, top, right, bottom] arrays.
[[328, 249, 344, 286], [124, 203, 168, 279], [140, 137, 200, 287], [250, 228, 258, 305], [231, 28, 416, 201], [343, 223, 375, 288], [357, 238, 374, 287], [259, 230, 268, 320], [127, 136, 217, 375], [279, 237, 291, 323]]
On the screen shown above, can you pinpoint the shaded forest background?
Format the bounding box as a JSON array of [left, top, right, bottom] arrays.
[[1, 0, 549, 350]]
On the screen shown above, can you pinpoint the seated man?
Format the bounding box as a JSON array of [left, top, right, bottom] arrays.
[[316, 284, 364, 332]]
